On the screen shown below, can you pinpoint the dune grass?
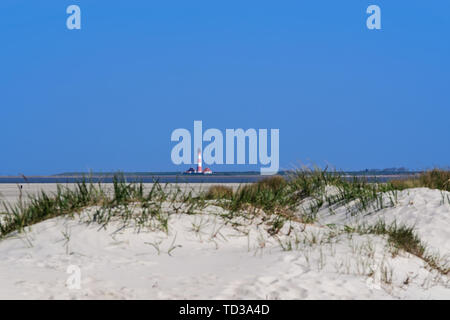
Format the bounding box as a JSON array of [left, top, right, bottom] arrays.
[[225, 176, 294, 215], [0, 180, 105, 237], [204, 169, 400, 222], [390, 169, 450, 191], [204, 185, 233, 200], [0, 168, 448, 240], [355, 221, 425, 257], [351, 221, 449, 275], [0, 176, 173, 239]]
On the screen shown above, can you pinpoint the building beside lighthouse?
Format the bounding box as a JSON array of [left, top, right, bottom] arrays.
[[203, 167, 212, 174], [184, 149, 213, 174]]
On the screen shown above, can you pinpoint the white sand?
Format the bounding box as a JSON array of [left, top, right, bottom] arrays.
[[0, 184, 449, 299]]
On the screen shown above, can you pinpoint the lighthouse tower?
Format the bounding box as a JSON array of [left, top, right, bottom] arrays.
[[197, 149, 203, 173]]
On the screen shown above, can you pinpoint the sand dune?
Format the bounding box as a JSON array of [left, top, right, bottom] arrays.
[[0, 185, 448, 299]]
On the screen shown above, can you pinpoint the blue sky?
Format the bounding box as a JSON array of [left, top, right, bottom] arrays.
[[0, 1, 449, 175]]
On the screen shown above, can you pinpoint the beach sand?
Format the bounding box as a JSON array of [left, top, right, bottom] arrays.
[[0, 184, 449, 299]]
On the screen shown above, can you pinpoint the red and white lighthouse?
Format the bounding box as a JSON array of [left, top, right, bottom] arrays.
[[197, 148, 203, 173]]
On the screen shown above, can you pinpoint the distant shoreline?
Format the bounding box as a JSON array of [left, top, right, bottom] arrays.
[[0, 172, 420, 184]]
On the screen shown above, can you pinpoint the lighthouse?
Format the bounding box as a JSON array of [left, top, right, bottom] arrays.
[[183, 148, 213, 175], [197, 148, 202, 173]]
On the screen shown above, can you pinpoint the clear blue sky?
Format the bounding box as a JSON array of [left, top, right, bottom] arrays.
[[0, 1, 449, 175]]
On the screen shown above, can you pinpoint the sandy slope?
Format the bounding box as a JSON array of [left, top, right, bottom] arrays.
[[317, 188, 450, 255], [0, 186, 449, 299]]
